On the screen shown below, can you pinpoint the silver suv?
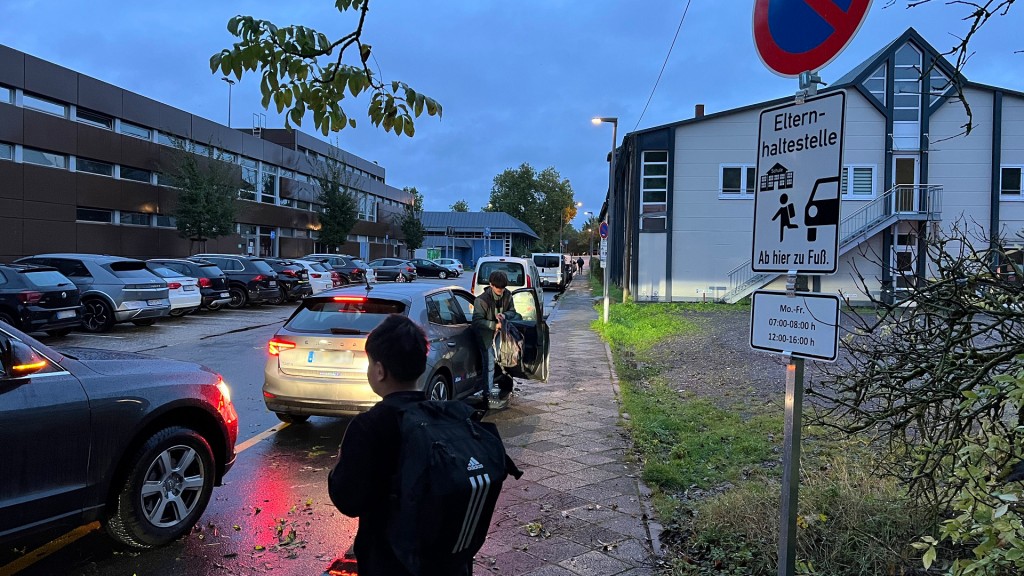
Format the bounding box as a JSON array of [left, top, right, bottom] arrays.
[[16, 254, 170, 332]]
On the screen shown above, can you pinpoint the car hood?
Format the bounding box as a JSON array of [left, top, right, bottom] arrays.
[[59, 347, 215, 378]]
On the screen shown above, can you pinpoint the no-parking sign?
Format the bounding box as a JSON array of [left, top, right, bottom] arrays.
[[753, 0, 873, 77]]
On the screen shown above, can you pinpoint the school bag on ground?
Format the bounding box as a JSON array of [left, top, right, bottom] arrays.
[[492, 321, 524, 369], [388, 400, 523, 575]]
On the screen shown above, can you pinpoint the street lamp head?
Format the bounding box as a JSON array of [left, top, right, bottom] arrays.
[[592, 117, 618, 126], [576, 201, 583, 207], [221, 77, 236, 86]]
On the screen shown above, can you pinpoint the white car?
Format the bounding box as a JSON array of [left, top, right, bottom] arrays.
[[291, 260, 335, 295], [433, 258, 464, 277], [147, 266, 202, 317]]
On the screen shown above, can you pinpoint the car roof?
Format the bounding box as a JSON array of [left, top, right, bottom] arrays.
[[0, 262, 59, 273], [23, 253, 142, 263], [311, 282, 468, 304]]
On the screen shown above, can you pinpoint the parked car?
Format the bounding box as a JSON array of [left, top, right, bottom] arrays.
[[145, 265, 202, 317], [472, 256, 544, 315], [189, 254, 280, 309], [290, 260, 335, 295], [301, 254, 367, 284], [0, 263, 82, 337], [433, 258, 464, 277], [368, 258, 417, 282], [408, 258, 455, 279], [352, 258, 377, 283], [262, 283, 549, 422], [147, 258, 231, 311], [531, 253, 567, 291], [0, 322, 238, 548], [262, 258, 314, 303], [15, 254, 170, 332]]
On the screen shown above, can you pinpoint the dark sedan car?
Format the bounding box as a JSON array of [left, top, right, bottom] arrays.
[[408, 258, 456, 279], [148, 259, 232, 311], [0, 323, 238, 548], [0, 264, 82, 337], [190, 254, 280, 309], [262, 258, 314, 303]]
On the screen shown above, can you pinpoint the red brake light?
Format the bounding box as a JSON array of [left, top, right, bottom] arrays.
[[526, 275, 532, 288], [268, 337, 296, 356], [352, 268, 359, 274], [333, 296, 366, 303], [17, 291, 44, 304], [167, 282, 182, 290], [198, 277, 212, 288], [282, 269, 298, 277], [253, 274, 265, 282], [311, 273, 322, 278]]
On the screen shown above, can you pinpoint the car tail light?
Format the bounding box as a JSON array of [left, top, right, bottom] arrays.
[[167, 282, 182, 290], [253, 274, 265, 282], [526, 275, 532, 288], [406, 267, 414, 272], [333, 296, 366, 303], [471, 273, 476, 287], [268, 337, 296, 356], [281, 269, 298, 277], [17, 291, 43, 304], [311, 273, 322, 279], [198, 277, 212, 288]]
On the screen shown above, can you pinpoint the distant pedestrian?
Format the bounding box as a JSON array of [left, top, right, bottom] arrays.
[[576, 256, 585, 274]]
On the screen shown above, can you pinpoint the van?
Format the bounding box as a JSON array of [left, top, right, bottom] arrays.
[[472, 256, 543, 315], [531, 253, 566, 291]]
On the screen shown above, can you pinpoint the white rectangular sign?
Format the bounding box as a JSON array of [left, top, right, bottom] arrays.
[[599, 238, 607, 266], [752, 91, 845, 274], [750, 290, 840, 362]]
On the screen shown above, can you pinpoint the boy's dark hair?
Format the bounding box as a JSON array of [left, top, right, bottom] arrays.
[[488, 270, 508, 289], [365, 314, 428, 382]]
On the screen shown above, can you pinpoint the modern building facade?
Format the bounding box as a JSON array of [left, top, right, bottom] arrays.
[[604, 28, 1024, 304], [420, 211, 540, 266], [0, 44, 413, 263]]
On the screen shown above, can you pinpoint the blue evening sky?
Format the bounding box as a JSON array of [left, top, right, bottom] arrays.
[[1, 1, 1021, 227]]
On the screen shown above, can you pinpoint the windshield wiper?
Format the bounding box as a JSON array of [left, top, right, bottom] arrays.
[[329, 327, 365, 335]]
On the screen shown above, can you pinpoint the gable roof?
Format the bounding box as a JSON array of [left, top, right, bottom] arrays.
[[421, 211, 539, 239]]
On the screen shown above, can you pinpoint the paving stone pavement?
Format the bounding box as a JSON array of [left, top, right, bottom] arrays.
[[475, 274, 662, 575]]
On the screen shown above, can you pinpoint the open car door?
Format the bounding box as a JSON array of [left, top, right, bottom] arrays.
[[507, 288, 550, 382]]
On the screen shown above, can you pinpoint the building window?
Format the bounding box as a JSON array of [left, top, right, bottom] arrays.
[[295, 200, 311, 211], [261, 164, 278, 204], [216, 148, 238, 164], [155, 214, 177, 228], [720, 164, 756, 197], [894, 43, 922, 122], [157, 131, 177, 147], [840, 165, 876, 198], [1002, 167, 1023, 197], [119, 211, 151, 226], [76, 157, 115, 177], [193, 142, 210, 157], [0, 142, 12, 161], [864, 64, 886, 106], [641, 151, 668, 230], [279, 227, 294, 237], [23, 147, 67, 169], [76, 207, 113, 223], [0, 85, 13, 104], [120, 122, 152, 140], [240, 157, 258, 201], [929, 68, 952, 106], [23, 93, 68, 118], [156, 172, 179, 188], [76, 108, 113, 130], [120, 166, 152, 183]]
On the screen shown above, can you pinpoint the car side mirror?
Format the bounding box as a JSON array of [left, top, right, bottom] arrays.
[[0, 338, 49, 378]]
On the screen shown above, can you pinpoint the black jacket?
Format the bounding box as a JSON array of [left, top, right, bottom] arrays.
[[472, 287, 520, 347], [328, 391, 470, 576]]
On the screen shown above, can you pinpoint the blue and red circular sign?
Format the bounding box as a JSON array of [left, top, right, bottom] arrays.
[[753, 0, 872, 77], [599, 221, 608, 239]]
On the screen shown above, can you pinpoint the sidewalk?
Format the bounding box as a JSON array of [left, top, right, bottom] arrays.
[[476, 275, 661, 575]]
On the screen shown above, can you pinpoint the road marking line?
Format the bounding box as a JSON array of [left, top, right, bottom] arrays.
[[72, 334, 125, 339], [0, 521, 100, 576], [236, 422, 290, 454]]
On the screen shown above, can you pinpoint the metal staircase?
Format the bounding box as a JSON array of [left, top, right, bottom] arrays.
[[720, 185, 943, 303]]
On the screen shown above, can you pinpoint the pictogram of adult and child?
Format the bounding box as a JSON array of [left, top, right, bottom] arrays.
[[761, 163, 839, 244]]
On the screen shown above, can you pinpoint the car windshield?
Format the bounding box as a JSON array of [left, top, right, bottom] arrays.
[[22, 270, 74, 287], [477, 262, 526, 286], [251, 260, 276, 275], [286, 297, 407, 333], [533, 256, 561, 268]]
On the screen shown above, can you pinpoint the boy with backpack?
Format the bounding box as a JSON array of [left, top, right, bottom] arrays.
[[328, 314, 520, 575], [473, 270, 521, 409]]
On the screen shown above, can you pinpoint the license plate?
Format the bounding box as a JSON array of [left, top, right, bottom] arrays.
[[184, 285, 196, 291], [220, 292, 229, 297], [269, 281, 277, 287], [56, 310, 76, 320], [147, 299, 164, 306], [304, 350, 354, 366]]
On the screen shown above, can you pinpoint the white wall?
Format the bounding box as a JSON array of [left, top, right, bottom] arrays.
[[636, 233, 667, 301], [999, 93, 1024, 241]]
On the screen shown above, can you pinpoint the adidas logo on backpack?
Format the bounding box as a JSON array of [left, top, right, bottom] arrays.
[[467, 457, 484, 471]]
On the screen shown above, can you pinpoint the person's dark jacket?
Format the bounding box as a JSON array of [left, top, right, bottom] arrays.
[[472, 287, 520, 348], [328, 390, 471, 576]]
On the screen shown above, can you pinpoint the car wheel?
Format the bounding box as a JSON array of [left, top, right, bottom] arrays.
[[46, 327, 74, 337], [426, 373, 450, 401], [82, 298, 115, 333], [267, 289, 286, 306], [132, 319, 157, 327], [395, 273, 407, 283], [438, 270, 448, 280], [227, 287, 248, 309], [106, 426, 216, 549], [275, 413, 309, 424], [206, 301, 223, 311], [0, 312, 17, 330]]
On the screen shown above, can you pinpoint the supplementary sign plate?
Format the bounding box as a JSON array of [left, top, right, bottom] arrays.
[[750, 290, 840, 361]]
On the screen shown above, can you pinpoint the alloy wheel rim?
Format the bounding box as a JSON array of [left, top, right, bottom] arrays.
[[84, 301, 107, 330], [430, 379, 448, 401], [139, 444, 206, 528], [229, 290, 244, 307]]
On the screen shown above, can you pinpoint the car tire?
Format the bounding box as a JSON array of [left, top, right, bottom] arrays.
[[275, 413, 309, 424], [0, 312, 17, 329], [267, 289, 286, 306], [438, 271, 448, 280], [206, 301, 223, 312], [426, 373, 451, 401], [46, 327, 74, 337], [82, 298, 115, 333], [106, 426, 216, 549], [395, 273, 407, 283], [131, 319, 157, 327], [227, 287, 248, 309]]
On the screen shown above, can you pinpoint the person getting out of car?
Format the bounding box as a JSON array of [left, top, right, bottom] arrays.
[[472, 271, 520, 409]]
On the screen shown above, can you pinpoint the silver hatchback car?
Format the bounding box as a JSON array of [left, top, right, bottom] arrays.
[[263, 283, 549, 422]]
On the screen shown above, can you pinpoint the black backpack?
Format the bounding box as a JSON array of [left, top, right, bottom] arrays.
[[388, 400, 522, 575]]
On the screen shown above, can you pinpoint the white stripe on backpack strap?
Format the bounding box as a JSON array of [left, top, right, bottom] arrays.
[[453, 473, 492, 553]]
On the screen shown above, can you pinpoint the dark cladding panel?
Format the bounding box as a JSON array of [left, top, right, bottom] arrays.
[[22, 164, 74, 205], [23, 110, 77, 155], [76, 123, 121, 161], [0, 104, 23, 142], [0, 197, 22, 219], [261, 141, 285, 167], [0, 161, 24, 199], [118, 226, 161, 258], [281, 148, 305, 172], [240, 132, 264, 159], [23, 56, 76, 104], [23, 200, 75, 222], [155, 229, 192, 257], [0, 216, 23, 260], [76, 173, 122, 209], [120, 137, 162, 172], [0, 46, 25, 88], [23, 219, 75, 254], [119, 181, 160, 212], [191, 116, 244, 152], [78, 75, 123, 117], [237, 202, 293, 229], [122, 92, 190, 137], [76, 224, 121, 255]]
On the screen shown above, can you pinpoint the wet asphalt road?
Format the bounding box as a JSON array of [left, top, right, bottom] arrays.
[[1, 275, 563, 576]]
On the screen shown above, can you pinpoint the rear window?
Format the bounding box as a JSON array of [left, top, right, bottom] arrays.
[[23, 271, 71, 287], [310, 262, 329, 272], [533, 256, 561, 268], [107, 261, 159, 280], [477, 262, 526, 286], [251, 259, 276, 275], [286, 297, 407, 333], [197, 264, 223, 278], [148, 267, 179, 279]]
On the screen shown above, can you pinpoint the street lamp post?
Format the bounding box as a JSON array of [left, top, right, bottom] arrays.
[[592, 117, 617, 324], [221, 77, 235, 128]]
